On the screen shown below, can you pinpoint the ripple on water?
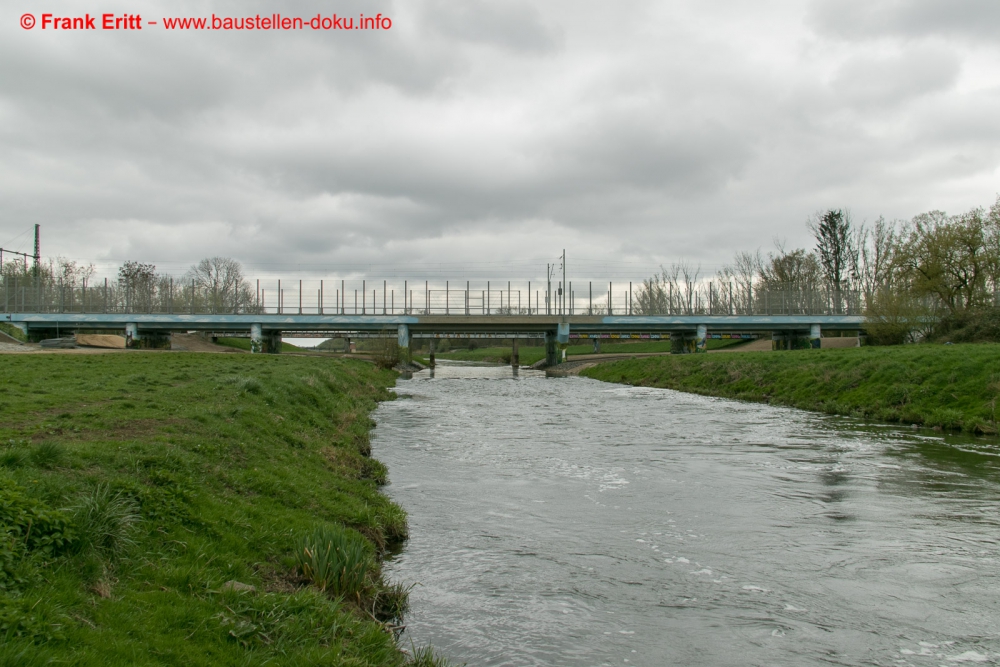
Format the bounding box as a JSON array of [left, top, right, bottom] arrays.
[[376, 362, 1000, 666]]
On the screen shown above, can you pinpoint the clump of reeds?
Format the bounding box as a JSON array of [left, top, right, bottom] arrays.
[[294, 525, 371, 600], [72, 484, 141, 562]]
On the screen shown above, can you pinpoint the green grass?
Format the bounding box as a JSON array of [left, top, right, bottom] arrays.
[[582, 344, 1000, 434], [0, 353, 450, 665], [0, 322, 27, 342], [435, 338, 747, 365], [216, 337, 305, 353]]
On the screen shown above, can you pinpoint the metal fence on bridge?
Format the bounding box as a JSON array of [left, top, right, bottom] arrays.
[[1, 274, 862, 318]]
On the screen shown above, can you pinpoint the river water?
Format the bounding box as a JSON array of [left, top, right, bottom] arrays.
[[374, 361, 1000, 666]]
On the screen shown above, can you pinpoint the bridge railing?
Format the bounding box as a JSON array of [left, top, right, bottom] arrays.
[[1, 274, 865, 317]]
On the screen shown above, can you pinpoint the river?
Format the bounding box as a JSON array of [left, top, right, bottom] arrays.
[[374, 361, 1000, 666]]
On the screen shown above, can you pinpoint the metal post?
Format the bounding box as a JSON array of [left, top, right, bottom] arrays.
[[487, 281, 490, 315], [609, 282, 612, 315], [528, 281, 531, 314], [355, 289, 358, 314], [404, 280, 408, 314], [446, 281, 449, 315], [508, 281, 511, 314], [467, 280, 470, 315], [383, 280, 387, 315], [589, 282, 592, 315], [342, 280, 345, 314], [362, 280, 366, 314], [629, 282, 632, 315], [562, 249, 566, 316], [425, 281, 429, 314], [299, 279, 303, 315], [320, 280, 323, 314], [104, 277, 108, 313]]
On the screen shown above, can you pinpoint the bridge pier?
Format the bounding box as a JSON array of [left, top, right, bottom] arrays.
[[696, 324, 707, 353], [264, 331, 282, 354], [511, 338, 519, 367], [125, 322, 139, 349], [670, 332, 696, 354], [545, 331, 558, 366], [429, 338, 436, 368], [593, 338, 600, 353], [397, 324, 410, 362], [250, 323, 263, 354], [810, 324, 821, 349]]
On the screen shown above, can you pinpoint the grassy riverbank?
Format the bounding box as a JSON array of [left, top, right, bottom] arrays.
[[436, 338, 748, 365], [581, 344, 1000, 434], [0, 353, 445, 665]]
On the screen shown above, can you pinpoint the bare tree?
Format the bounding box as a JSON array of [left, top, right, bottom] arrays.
[[809, 209, 858, 313], [856, 217, 899, 304], [118, 260, 157, 313], [188, 257, 254, 314]]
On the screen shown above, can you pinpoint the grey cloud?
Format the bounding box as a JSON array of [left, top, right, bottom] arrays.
[[809, 0, 1000, 42], [830, 46, 960, 107], [422, 0, 561, 54]]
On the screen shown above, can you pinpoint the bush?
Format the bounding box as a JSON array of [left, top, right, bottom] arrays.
[[933, 308, 1000, 343], [294, 525, 372, 600], [372, 336, 402, 369], [863, 289, 932, 345], [0, 483, 74, 588]]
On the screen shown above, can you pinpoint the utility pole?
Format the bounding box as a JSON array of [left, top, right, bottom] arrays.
[[561, 249, 566, 315], [33, 224, 40, 277]]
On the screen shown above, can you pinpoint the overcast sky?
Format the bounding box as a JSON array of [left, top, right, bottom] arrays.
[[2, 0, 999, 283]]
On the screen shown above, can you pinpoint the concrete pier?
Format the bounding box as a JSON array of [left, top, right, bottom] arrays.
[[810, 324, 821, 349], [250, 323, 263, 354], [696, 324, 707, 353], [125, 322, 139, 349], [512, 338, 519, 367], [545, 331, 558, 366], [429, 338, 436, 368], [264, 331, 282, 354]]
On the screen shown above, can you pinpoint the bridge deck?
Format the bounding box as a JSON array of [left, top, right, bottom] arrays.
[[6, 312, 865, 335]]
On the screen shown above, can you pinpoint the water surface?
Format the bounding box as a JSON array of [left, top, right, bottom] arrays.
[[375, 361, 1000, 666]]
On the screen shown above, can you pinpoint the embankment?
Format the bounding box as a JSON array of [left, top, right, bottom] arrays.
[[0, 353, 444, 665], [581, 344, 1000, 434]]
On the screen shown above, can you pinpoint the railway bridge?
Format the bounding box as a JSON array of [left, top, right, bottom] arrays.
[[5, 312, 866, 365]]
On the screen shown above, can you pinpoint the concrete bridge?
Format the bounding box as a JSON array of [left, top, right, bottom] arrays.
[[5, 312, 866, 365]]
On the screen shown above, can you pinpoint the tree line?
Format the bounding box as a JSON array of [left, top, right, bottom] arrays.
[[1, 255, 256, 314], [636, 197, 1000, 343]]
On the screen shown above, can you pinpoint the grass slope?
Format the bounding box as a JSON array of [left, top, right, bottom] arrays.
[[216, 337, 305, 353], [0, 353, 445, 666], [581, 344, 1000, 434]]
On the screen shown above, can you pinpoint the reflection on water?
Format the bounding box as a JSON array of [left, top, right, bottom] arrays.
[[375, 361, 1000, 666]]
